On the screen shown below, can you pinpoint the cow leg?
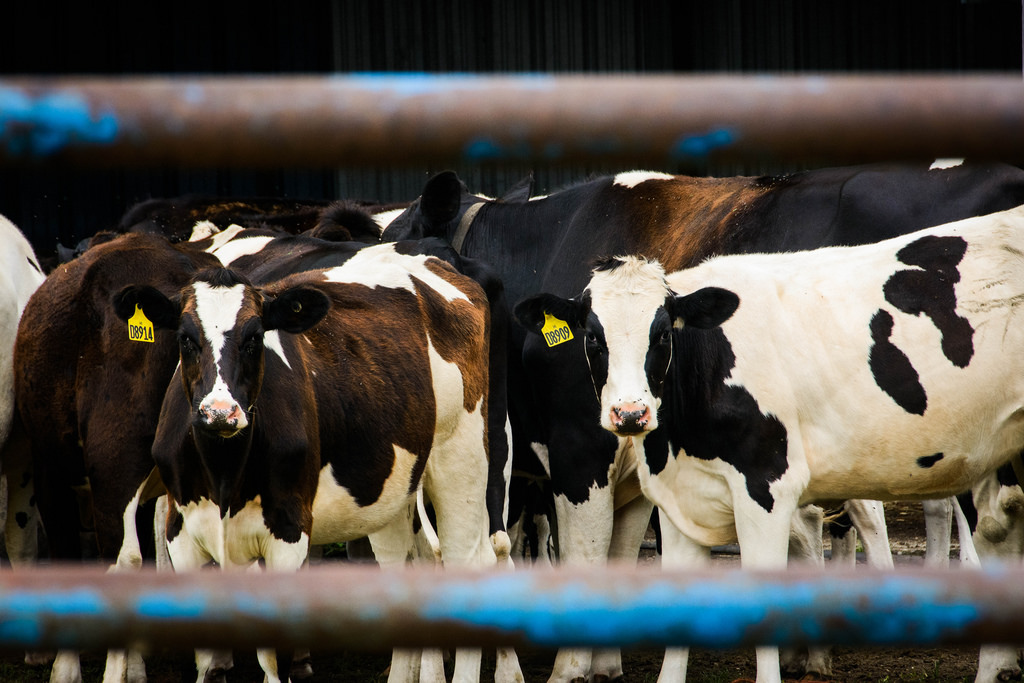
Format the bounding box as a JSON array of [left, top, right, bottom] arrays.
[[844, 500, 894, 570], [2, 420, 40, 567], [782, 505, 826, 678], [165, 507, 231, 683], [734, 495, 796, 683], [545, 489, 616, 683], [103, 472, 166, 683], [369, 509, 430, 683], [970, 469, 1024, 683], [922, 497, 953, 568], [591, 493, 654, 682], [253, 537, 309, 683], [657, 520, 709, 683]]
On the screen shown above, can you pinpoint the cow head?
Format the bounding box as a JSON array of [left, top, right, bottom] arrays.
[[113, 268, 330, 439], [514, 256, 738, 437], [381, 170, 534, 244]]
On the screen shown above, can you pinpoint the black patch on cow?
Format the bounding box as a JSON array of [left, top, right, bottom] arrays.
[[662, 327, 789, 513], [644, 308, 673, 400], [14, 512, 28, 529], [592, 255, 627, 272], [584, 311, 609, 396], [869, 310, 927, 415], [884, 235, 974, 368], [916, 453, 944, 468], [826, 508, 854, 540], [997, 459, 1021, 487], [26, 256, 42, 275]]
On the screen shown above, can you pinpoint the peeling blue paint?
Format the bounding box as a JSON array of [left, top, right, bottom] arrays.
[[419, 574, 981, 648], [0, 87, 119, 158], [342, 72, 555, 97], [135, 592, 209, 619], [0, 588, 107, 647], [672, 127, 737, 159]]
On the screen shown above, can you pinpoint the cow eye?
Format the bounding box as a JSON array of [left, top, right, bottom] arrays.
[[179, 335, 199, 358], [243, 333, 263, 355], [660, 330, 672, 344]]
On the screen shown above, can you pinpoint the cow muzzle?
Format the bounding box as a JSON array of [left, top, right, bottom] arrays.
[[197, 398, 249, 437], [609, 402, 653, 435]]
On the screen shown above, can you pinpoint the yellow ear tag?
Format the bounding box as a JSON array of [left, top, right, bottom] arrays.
[[127, 304, 155, 343], [541, 312, 574, 348]]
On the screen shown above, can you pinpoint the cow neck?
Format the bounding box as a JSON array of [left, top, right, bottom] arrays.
[[451, 201, 484, 253], [193, 421, 256, 514]]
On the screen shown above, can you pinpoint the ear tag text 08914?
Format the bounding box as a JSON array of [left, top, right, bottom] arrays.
[[128, 304, 155, 343], [541, 312, 573, 347]]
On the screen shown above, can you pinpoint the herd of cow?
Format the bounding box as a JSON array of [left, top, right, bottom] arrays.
[[2, 159, 1024, 683]]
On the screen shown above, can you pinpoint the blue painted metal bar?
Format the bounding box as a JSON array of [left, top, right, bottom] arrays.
[[1, 74, 1023, 168], [0, 564, 1020, 652]]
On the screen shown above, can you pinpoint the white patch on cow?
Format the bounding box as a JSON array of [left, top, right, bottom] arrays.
[[322, 245, 469, 303], [192, 281, 249, 429], [310, 446, 422, 543], [586, 257, 673, 433], [530, 442, 552, 478], [188, 220, 220, 241], [263, 330, 291, 369], [210, 235, 276, 267], [372, 208, 405, 230], [200, 224, 247, 252], [0, 214, 45, 451], [170, 497, 308, 571], [930, 158, 964, 170], [528, 194, 549, 201], [613, 170, 674, 188]]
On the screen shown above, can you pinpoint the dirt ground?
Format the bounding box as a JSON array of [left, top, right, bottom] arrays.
[[0, 502, 1002, 682]]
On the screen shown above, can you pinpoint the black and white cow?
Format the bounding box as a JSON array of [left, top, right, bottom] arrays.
[[0, 213, 46, 568], [113, 246, 518, 683], [515, 204, 1024, 683], [383, 161, 1024, 682]]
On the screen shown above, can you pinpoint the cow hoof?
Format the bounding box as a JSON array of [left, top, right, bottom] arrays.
[[204, 668, 229, 683], [290, 657, 314, 680], [997, 667, 1023, 682], [23, 650, 53, 666]]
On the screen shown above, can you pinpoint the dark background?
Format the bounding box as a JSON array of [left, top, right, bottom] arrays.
[[1, 0, 1021, 259]]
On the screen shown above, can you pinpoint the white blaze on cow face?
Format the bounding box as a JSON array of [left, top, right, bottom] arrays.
[[586, 257, 674, 436], [191, 281, 249, 434]]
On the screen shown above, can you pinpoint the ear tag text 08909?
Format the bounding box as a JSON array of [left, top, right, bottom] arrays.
[[128, 304, 155, 343], [541, 312, 573, 347]]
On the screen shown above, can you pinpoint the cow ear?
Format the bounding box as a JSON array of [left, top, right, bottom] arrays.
[[499, 173, 534, 202], [263, 287, 330, 333], [420, 171, 466, 226], [669, 287, 739, 330], [112, 285, 180, 329], [513, 293, 586, 335]]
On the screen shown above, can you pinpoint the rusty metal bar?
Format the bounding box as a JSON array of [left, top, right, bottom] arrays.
[[1, 74, 1023, 168], [0, 564, 1021, 653]]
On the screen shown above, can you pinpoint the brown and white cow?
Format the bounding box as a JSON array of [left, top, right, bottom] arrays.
[[113, 246, 518, 683], [515, 204, 1024, 683]]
